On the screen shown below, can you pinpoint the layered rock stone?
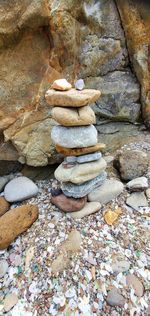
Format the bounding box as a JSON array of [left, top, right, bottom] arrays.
[[51, 106, 96, 126], [55, 143, 106, 156]]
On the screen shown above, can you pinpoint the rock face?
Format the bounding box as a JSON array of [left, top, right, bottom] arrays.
[[0, 204, 39, 249], [0, 0, 149, 166]]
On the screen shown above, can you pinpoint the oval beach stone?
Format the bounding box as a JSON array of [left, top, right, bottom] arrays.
[[4, 176, 38, 202]]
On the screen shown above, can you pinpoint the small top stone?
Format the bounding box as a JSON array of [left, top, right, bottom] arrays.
[[45, 88, 101, 107], [75, 79, 85, 90], [51, 79, 72, 91]]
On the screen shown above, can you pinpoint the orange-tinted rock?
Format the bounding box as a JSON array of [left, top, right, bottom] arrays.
[[51, 79, 72, 91], [55, 143, 106, 156], [0, 204, 39, 249], [51, 194, 87, 212], [0, 197, 10, 217], [45, 89, 101, 107]]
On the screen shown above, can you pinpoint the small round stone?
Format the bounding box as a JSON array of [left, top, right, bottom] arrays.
[[75, 79, 85, 91]]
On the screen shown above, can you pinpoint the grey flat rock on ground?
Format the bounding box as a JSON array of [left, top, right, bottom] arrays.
[[0, 175, 14, 192], [51, 125, 98, 148], [126, 192, 148, 211], [61, 172, 107, 198], [4, 176, 38, 202], [126, 177, 148, 191], [88, 179, 124, 204]]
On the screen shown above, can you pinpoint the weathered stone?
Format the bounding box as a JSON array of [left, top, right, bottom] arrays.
[[126, 177, 148, 191], [0, 197, 10, 217], [45, 89, 101, 107], [106, 287, 125, 307], [51, 79, 72, 91], [0, 204, 39, 249], [0, 175, 14, 192], [55, 158, 107, 184], [88, 179, 124, 204], [65, 152, 102, 164], [51, 125, 98, 149], [126, 274, 144, 297], [116, 0, 150, 128], [126, 192, 148, 211], [4, 176, 38, 202], [0, 260, 8, 278], [51, 194, 87, 212], [75, 79, 85, 91], [61, 172, 107, 198], [115, 150, 149, 181], [3, 293, 18, 312], [51, 105, 96, 126], [86, 71, 140, 123], [55, 143, 106, 156], [69, 202, 101, 219]]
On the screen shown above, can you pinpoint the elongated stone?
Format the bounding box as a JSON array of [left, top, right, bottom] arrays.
[[61, 172, 107, 198], [65, 152, 102, 164], [69, 202, 101, 219], [55, 158, 107, 184], [55, 143, 106, 156], [45, 88, 101, 107], [51, 125, 98, 148]]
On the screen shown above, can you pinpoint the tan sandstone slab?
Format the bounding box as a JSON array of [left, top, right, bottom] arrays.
[[45, 88, 101, 107], [51, 79, 72, 91], [55, 143, 106, 156], [51, 105, 96, 126], [69, 202, 101, 219], [55, 158, 107, 184]]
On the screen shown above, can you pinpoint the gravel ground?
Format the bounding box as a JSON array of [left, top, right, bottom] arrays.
[[0, 175, 150, 316]]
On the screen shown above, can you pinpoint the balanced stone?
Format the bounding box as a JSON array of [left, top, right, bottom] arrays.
[[65, 152, 101, 164], [88, 179, 124, 204], [55, 143, 106, 156], [51, 105, 96, 126], [55, 158, 107, 184], [51, 79, 72, 91], [61, 172, 107, 198], [75, 79, 85, 91], [51, 125, 97, 148], [69, 202, 101, 219], [51, 194, 87, 212], [4, 176, 38, 202], [45, 88, 101, 107]]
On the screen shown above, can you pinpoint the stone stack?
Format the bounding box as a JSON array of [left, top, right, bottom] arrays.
[[45, 79, 107, 218]]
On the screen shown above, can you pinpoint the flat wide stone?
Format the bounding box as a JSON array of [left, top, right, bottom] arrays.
[[51, 105, 96, 126], [51, 194, 87, 212], [51, 125, 97, 148], [55, 143, 106, 156], [126, 192, 148, 211], [45, 88, 101, 107], [126, 177, 148, 191], [4, 176, 38, 202], [88, 179, 124, 204], [55, 158, 107, 184], [65, 152, 102, 164], [69, 202, 101, 219], [61, 172, 107, 198]]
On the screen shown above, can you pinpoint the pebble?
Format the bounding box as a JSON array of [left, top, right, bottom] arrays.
[[55, 158, 107, 184], [3, 293, 18, 312], [0, 174, 14, 192], [51, 125, 98, 148], [0, 197, 10, 217], [51, 194, 87, 212], [126, 192, 148, 211], [69, 202, 101, 219], [75, 79, 85, 90], [126, 177, 148, 191], [55, 143, 106, 156], [61, 172, 107, 198], [112, 260, 130, 274], [0, 259, 8, 278], [126, 274, 144, 297], [88, 179, 124, 204], [51, 78, 72, 91], [4, 176, 38, 202], [106, 287, 125, 307]]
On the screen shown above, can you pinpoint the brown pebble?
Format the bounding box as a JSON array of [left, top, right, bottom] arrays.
[[0, 197, 10, 217], [51, 194, 87, 212]]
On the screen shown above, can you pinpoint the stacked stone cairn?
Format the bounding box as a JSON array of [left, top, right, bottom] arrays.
[[45, 79, 107, 218]]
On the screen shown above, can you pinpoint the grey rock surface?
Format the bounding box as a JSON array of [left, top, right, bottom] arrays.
[[126, 177, 148, 191], [65, 152, 102, 164], [51, 125, 98, 148], [61, 172, 107, 198], [126, 192, 148, 211], [4, 176, 38, 202], [0, 175, 14, 192], [88, 179, 124, 204]]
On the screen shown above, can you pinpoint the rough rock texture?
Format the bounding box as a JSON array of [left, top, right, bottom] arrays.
[[116, 0, 150, 128], [0, 0, 149, 166], [0, 204, 39, 249]]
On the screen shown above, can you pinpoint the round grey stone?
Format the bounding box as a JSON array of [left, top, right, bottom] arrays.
[[4, 176, 38, 202]]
